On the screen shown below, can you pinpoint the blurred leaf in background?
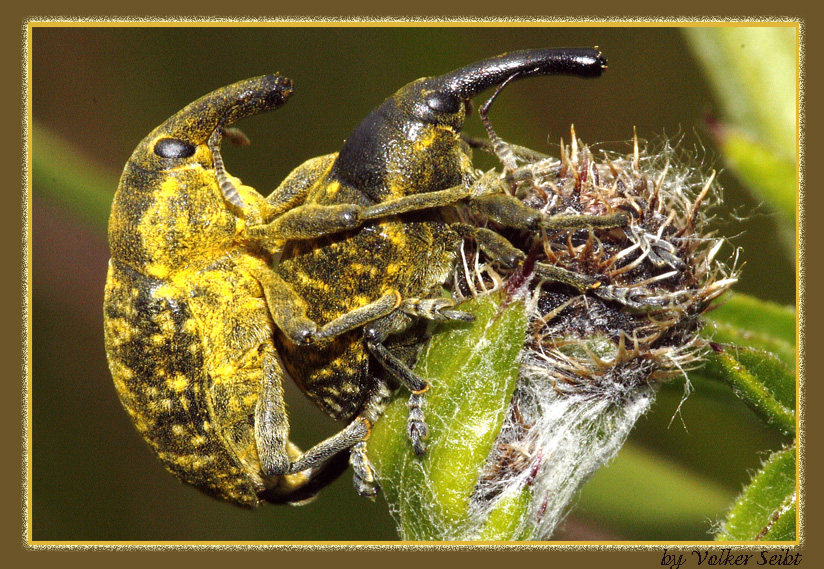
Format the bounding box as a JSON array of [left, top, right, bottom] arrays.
[[684, 25, 799, 542], [684, 26, 798, 253]]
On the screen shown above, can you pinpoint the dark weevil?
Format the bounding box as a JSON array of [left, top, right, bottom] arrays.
[[104, 48, 630, 506]]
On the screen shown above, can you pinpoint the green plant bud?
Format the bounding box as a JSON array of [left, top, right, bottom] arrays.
[[371, 129, 740, 540]]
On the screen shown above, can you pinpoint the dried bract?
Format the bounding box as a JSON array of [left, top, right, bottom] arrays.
[[456, 129, 739, 539]]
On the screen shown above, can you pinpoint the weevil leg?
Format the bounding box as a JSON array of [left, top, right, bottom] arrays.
[[247, 153, 355, 243], [405, 391, 428, 456], [349, 440, 377, 497], [365, 294, 480, 455], [250, 183, 473, 242], [257, 355, 390, 497], [368, 340, 429, 456], [468, 191, 629, 232], [286, 417, 371, 475], [255, 345, 296, 476], [260, 170, 626, 240], [284, 380, 393, 498], [255, 345, 358, 502], [250, 151, 474, 244], [251, 151, 413, 241], [357, 184, 471, 220], [251, 202, 367, 242], [261, 170, 619, 246], [252, 267, 400, 345], [263, 153, 338, 217], [399, 297, 475, 323], [259, 446, 350, 505], [273, 416, 375, 496], [536, 255, 665, 307], [459, 191, 647, 297], [452, 222, 526, 268], [348, 380, 394, 497], [454, 222, 607, 294], [533, 262, 600, 291], [314, 292, 402, 341], [363, 318, 434, 455], [457, 198, 673, 306]]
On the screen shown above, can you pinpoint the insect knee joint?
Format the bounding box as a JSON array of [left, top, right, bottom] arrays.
[[363, 326, 387, 345]]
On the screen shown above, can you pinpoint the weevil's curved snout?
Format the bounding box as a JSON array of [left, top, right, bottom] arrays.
[[155, 74, 294, 147], [129, 74, 293, 170], [332, 48, 607, 202], [430, 47, 606, 100]]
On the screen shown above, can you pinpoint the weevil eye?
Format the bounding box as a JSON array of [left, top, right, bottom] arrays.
[[424, 92, 462, 115], [154, 137, 197, 159]]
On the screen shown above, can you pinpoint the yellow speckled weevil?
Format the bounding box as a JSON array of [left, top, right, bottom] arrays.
[[103, 74, 348, 507], [105, 48, 631, 506]]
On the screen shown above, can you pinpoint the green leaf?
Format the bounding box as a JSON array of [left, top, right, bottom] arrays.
[[715, 128, 797, 228], [716, 444, 797, 541], [577, 442, 734, 539], [701, 293, 797, 435], [477, 485, 533, 541], [32, 121, 118, 233], [684, 27, 797, 158], [369, 291, 527, 541], [684, 26, 798, 239], [703, 344, 795, 436], [705, 292, 796, 369]]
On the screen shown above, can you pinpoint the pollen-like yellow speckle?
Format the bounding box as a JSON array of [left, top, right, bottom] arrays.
[[183, 317, 198, 334], [213, 365, 236, 381], [146, 263, 170, 279], [316, 367, 334, 379], [385, 227, 406, 248], [352, 295, 371, 308], [413, 128, 437, 150], [192, 454, 217, 469], [325, 180, 341, 199], [133, 417, 149, 433], [167, 373, 188, 392], [297, 272, 332, 293]]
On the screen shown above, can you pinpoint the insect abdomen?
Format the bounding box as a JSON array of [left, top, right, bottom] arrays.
[[103, 260, 263, 506]]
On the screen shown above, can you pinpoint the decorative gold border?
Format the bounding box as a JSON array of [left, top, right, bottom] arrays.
[[20, 15, 805, 554]]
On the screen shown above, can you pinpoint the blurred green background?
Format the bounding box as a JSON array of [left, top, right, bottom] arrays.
[[31, 25, 794, 542]]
